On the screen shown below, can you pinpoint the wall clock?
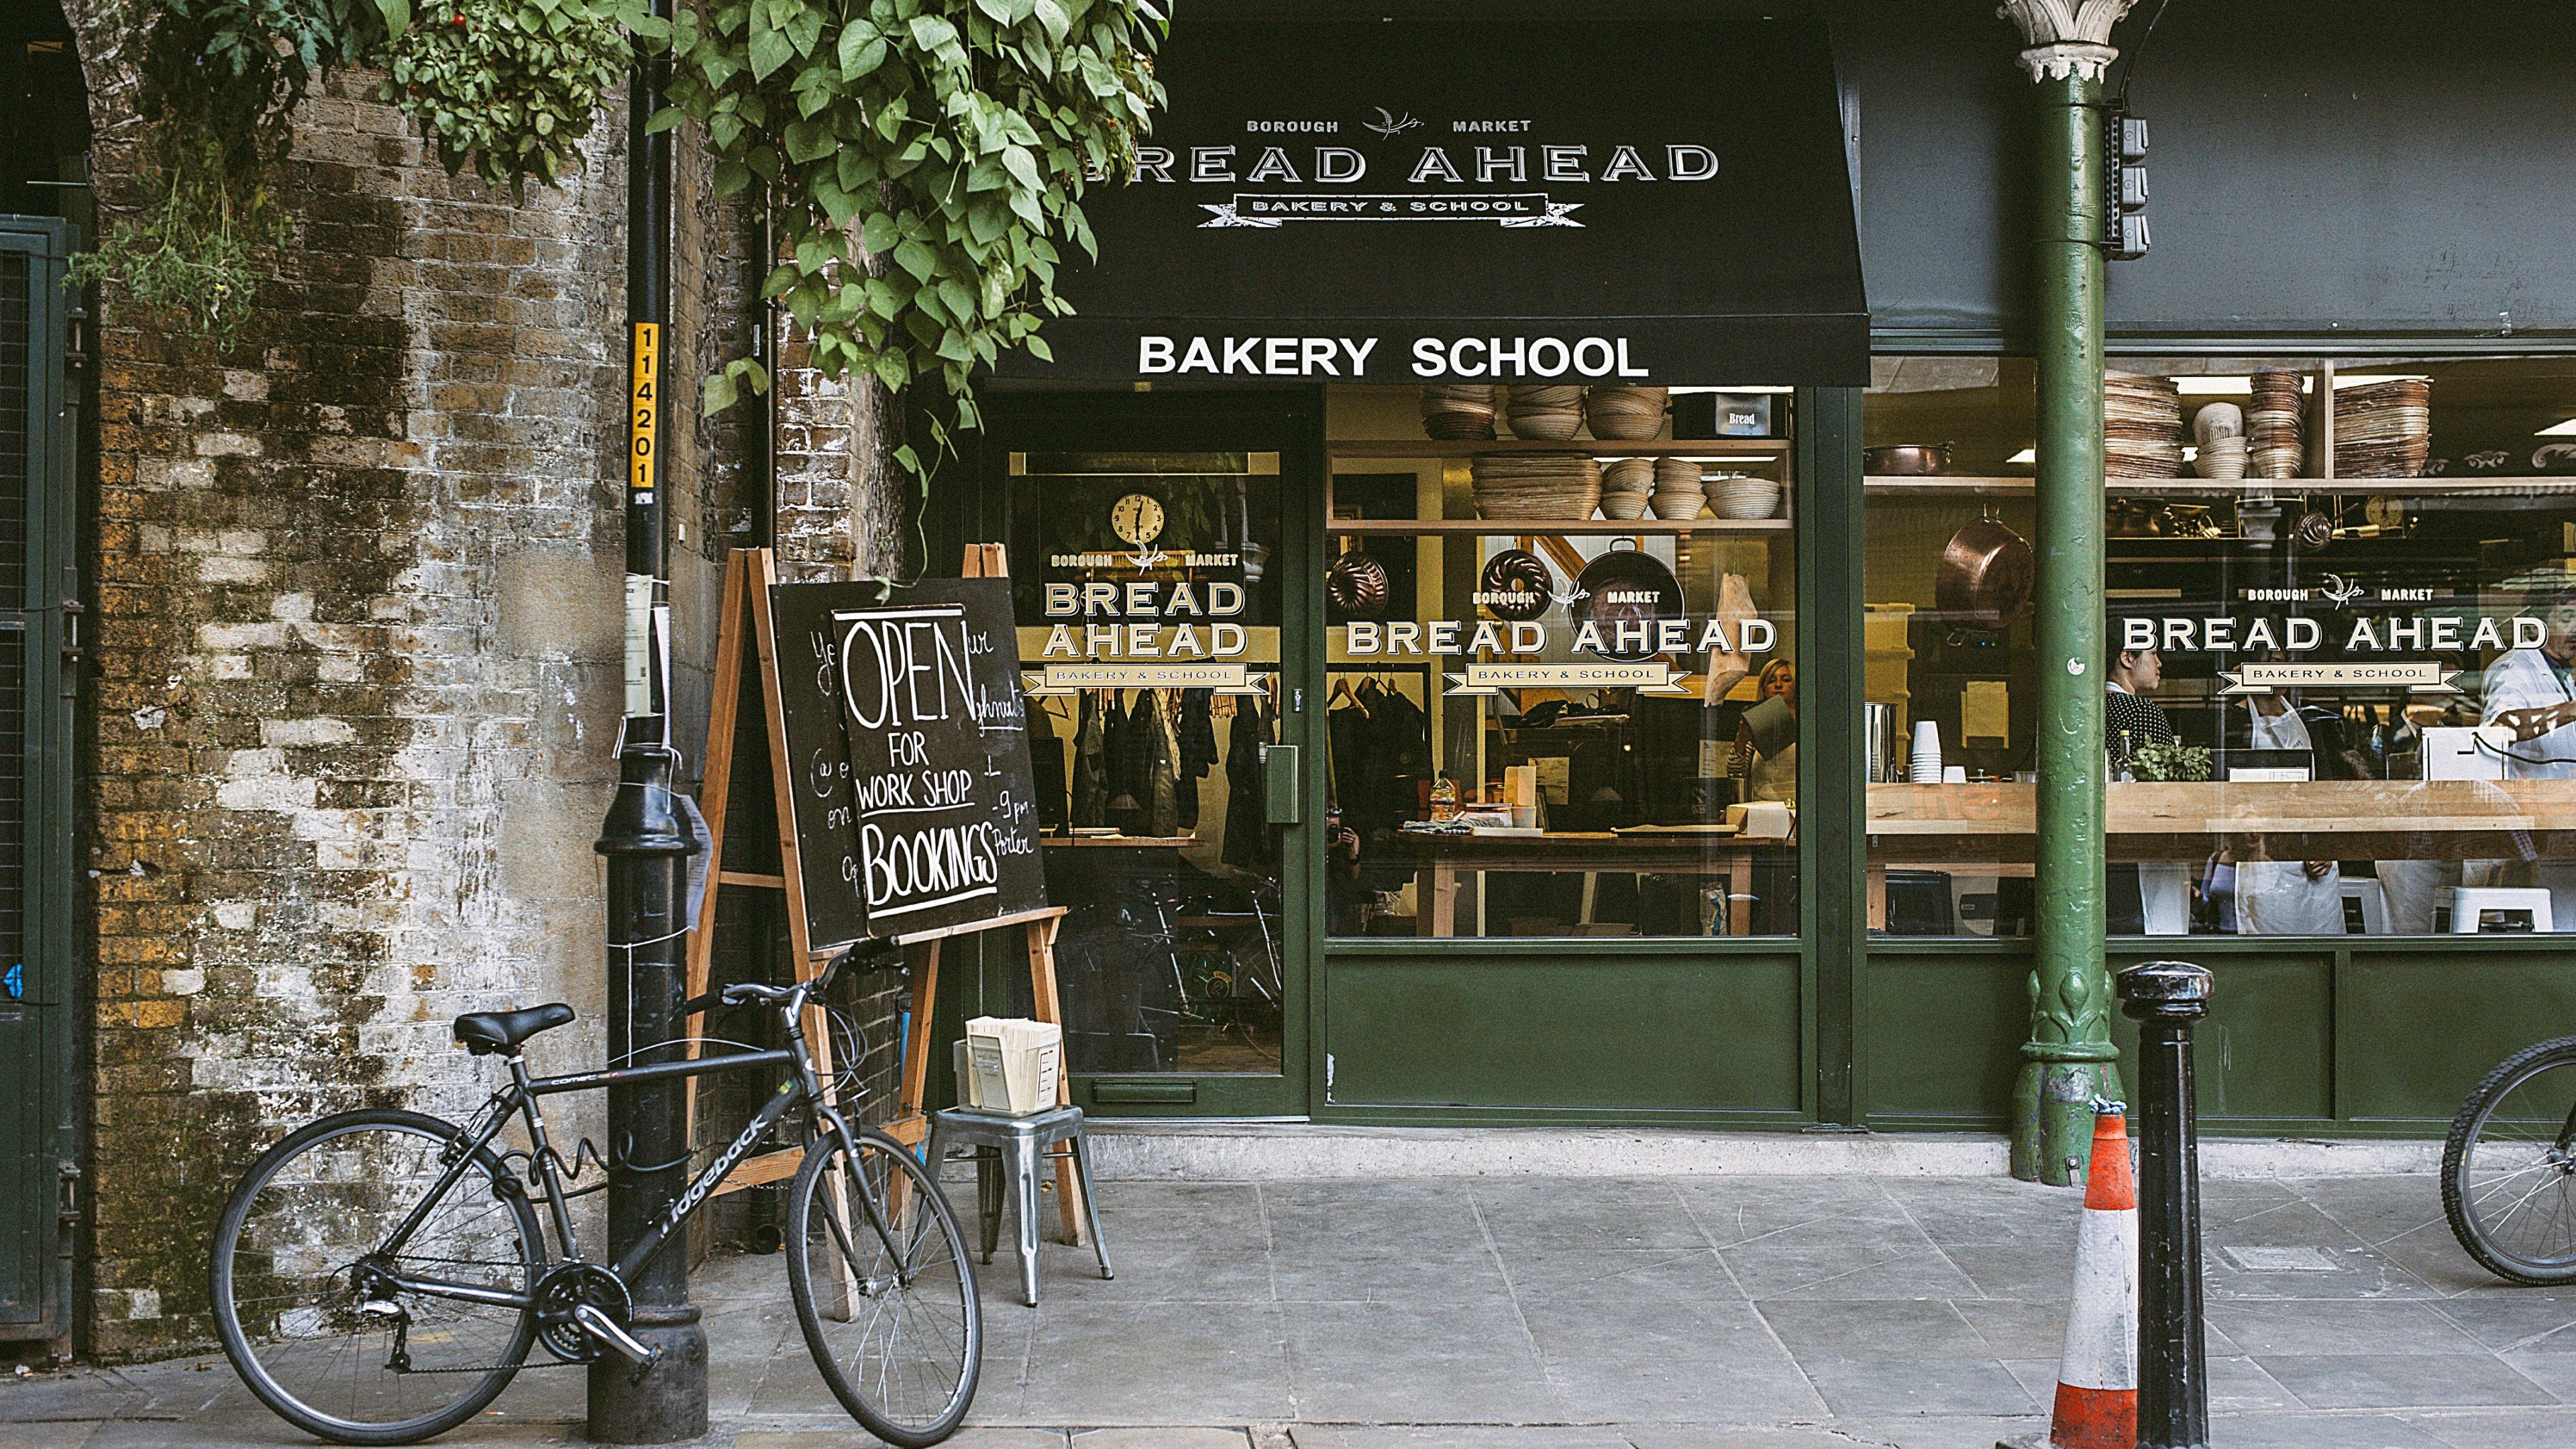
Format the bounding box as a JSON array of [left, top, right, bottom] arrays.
[[1110, 492, 1167, 548]]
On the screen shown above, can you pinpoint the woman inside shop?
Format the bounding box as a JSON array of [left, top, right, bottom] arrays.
[[1731, 658, 1799, 805]]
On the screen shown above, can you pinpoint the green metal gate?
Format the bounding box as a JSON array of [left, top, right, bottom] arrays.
[[0, 217, 78, 1345]]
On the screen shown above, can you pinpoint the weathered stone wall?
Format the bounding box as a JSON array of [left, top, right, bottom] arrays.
[[61, 9, 757, 1357]]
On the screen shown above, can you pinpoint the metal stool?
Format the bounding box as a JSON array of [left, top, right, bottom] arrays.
[[924, 1104, 1112, 1305]]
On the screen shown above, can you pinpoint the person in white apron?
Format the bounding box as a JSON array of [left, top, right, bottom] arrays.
[[2236, 694, 2345, 934]]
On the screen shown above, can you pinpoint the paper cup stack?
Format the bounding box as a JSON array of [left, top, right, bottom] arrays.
[[1909, 720, 1944, 785], [1504, 385, 1586, 440], [2105, 372, 2185, 478], [1420, 384, 1501, 441], [1583, 386, 1669, 441], [1599, 458, 1655, 519], [2247, 372, 2305, 480], [2332, 377, 2432, 478], [1650, 458, 1707, 519], [1470, 453, 1602, 521], [2192, 402, 2247, 480]]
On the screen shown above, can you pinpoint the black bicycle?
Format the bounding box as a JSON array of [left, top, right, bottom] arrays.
[[2443, 1034, 2576, 1285], [208, 949, 981, 1446]]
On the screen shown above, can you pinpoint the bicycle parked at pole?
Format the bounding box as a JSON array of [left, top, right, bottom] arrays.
[[2443, 1032, 2576, 1285], [208, 945, 981, 1447]]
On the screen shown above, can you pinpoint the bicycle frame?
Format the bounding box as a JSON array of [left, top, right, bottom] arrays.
[[364, 992, 875, 1316]]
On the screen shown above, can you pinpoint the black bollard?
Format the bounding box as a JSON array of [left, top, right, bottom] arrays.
[[2116, 960, 2212, 1449]]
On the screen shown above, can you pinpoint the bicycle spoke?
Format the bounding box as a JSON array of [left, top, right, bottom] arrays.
[[792, 1132, 980, 1445], [215, 1115, 537, 1440], [2450, 1043, 2576, 1283]]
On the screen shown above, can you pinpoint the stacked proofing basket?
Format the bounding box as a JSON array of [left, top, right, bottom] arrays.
[[1420, 384, 1501, 441], [1471, 453, 1603, 521], [1599, 457, 1654, 519], [1583, 386, 1668, 440], [1504, 385, 1585, 439]]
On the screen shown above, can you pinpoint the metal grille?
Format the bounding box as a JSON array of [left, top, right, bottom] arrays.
[[0, 251, 29, 979]]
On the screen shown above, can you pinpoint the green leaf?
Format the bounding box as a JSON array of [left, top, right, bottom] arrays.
[[1032, 0, 1071, 44], [893, 238, 938, 280], [785, 119, 835, 162], [1023, 333, 1053, 362], [1001, 144, 1040, 191], [703, 368, 739, 413], [748, 25, 794, 79], [374, 0, 413, 42], [861, 213, 901, 254]]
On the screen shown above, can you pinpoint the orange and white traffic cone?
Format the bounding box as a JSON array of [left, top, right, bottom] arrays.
[[2048, 1103, 2139, 1449]]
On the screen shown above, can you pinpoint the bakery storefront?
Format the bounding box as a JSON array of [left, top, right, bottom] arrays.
[[931, 0, 2576, 1132], [938, 0, 1863, 1124]]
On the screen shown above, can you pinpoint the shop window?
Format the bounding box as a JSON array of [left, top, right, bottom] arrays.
[[1864, 355, 2576, 938], [1324, 384, 1799, 938], [1008, 451, 1286, 1075]]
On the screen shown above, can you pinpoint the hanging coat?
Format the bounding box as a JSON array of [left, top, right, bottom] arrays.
[[1072, 692, 1107, 828], [1224, 698, 1277, 875]]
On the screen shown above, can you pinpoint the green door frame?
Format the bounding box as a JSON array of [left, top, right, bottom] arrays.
[[1799, 385, 1866, 1126], [0, 217, 80, 1344], [955, 385, 1320, 1118]]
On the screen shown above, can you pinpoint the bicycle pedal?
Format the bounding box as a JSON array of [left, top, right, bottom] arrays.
[[358, 1299, 404, 1318], [572, 1303, 658, 1369]]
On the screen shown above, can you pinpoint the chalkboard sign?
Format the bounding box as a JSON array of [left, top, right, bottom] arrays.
[[767, 579, 1045, 947]]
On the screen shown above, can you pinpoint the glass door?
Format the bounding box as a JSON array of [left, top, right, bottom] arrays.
[[977, 394, 1316, 1118]]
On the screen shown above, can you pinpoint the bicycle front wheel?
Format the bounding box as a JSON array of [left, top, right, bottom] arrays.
[[2443, 1037, 2576, 1285], [786, 1126, 982, 1448], [211, 1109, 542, 1444]]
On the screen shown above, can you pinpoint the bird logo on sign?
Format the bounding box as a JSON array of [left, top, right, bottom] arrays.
[[2318, 573, 2366, 608], [1363, 107, 1421, 141]]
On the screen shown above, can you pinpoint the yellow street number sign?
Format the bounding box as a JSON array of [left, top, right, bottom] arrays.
[[630, 322, 660, 496]]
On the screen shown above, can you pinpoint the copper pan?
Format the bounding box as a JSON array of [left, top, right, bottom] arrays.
[[1935, 509, 2035, 630]]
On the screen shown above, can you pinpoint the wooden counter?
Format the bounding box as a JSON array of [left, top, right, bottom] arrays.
[[1384, 830, 1788, 937], [1869, 780, 2576, 861]]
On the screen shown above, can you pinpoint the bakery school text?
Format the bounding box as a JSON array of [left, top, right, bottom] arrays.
[[1136, 334, 1652, 379]]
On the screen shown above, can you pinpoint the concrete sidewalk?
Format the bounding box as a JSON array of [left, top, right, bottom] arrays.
[[5, 1171, 2573, 1448]]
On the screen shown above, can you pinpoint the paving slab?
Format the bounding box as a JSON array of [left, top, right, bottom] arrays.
[[1069, 1430, 1253, 1449], [2255, 1352, 2557, 1409], [10, 1170, 2570, 1448]]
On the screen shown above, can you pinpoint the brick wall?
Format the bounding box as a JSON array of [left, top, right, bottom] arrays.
[[56, 1, 918, 1356], [62, 9, 759, 1357]]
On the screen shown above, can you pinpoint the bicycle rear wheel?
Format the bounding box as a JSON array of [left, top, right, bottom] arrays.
[[2443, 1037, 2576, 1285], [211, 1109, 542, 1444], [786, 1126, 981, 1448]]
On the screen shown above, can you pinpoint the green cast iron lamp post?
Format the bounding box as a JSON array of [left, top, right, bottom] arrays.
[[2000, 0, 2133, 1185]]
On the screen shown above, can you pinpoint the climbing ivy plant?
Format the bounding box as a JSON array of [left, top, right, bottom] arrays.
[[73, 0, 631, 343], [651, 0, 1167, 470]]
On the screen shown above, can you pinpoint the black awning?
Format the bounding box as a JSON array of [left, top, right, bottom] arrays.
[[1000, 1, 1868, 388]]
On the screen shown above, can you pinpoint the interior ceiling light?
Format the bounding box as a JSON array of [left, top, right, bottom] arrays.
[[2537, 418, 2576, 436], [2174, 377, 2253, 394], [2007, 447, 2037, 464]]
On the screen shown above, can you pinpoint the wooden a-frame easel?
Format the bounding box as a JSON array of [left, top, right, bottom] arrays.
[[684, 545, 1085, 1246]]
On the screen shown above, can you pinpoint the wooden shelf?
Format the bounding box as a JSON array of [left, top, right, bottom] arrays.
[[1327, 518, 1790, 535], [1330, 438, 1784, 458], [1868, 474, 2576, 497]]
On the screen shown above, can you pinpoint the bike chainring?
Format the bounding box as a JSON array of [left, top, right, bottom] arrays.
[[533, 1263, 630, 1362]]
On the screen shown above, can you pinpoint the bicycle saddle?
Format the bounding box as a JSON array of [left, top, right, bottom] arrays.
[[452, 1002, 576, 1056]]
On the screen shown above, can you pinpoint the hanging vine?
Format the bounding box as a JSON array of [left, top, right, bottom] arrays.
[[73, 0, 632, 344], [651, 0, 1167, 476]]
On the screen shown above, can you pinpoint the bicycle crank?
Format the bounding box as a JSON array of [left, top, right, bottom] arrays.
[[533, 1262, 659, 1376]]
